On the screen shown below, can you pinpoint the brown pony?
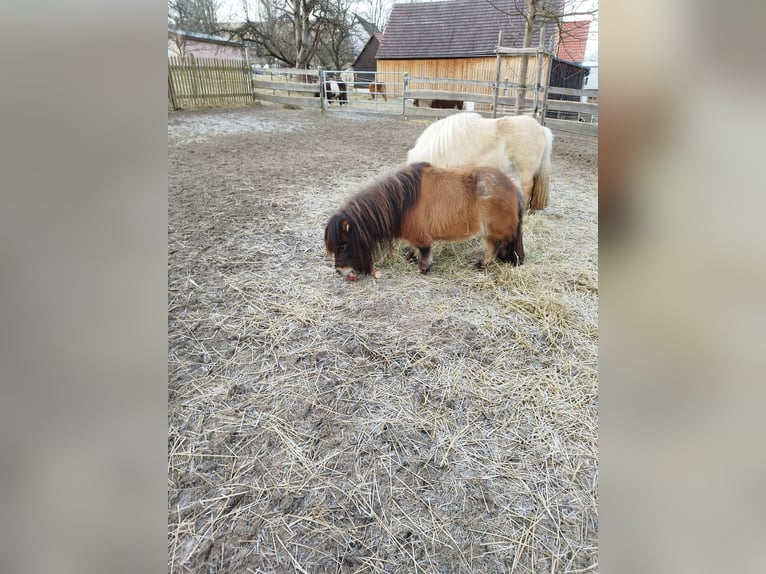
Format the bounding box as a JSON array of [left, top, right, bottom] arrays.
[[369, 82, 387, 101], [324, 162, 524, 279], [413, 98, 464, 110]]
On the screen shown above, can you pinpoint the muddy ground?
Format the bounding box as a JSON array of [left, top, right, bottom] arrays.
[[168, 105, 598, 573]]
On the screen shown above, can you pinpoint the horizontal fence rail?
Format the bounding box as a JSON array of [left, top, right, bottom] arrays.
[[251, 67, 322, 109], [168, 58, 597, 136]]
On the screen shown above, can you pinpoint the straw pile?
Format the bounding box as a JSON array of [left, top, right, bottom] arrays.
[[168, 107, 598, 573]]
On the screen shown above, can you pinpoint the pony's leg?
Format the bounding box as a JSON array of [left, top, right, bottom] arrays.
[[520, 175, 534, 210], [417, 246, 432, 273], [507, 228, 525, 266], [496, 236, 524, 266], [475, 240, 501, 269], [403, 245, 431, 270]]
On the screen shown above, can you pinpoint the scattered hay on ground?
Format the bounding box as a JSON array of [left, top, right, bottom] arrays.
[[169, 106, 598, 573]]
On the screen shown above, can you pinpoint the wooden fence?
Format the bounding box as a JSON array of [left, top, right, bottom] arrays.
[[250, 68, 322, 109], [168, 58, 598, 137], [168, 56, 255, 110]]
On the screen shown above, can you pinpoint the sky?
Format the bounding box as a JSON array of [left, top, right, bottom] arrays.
[[215, 0, 597, 60]]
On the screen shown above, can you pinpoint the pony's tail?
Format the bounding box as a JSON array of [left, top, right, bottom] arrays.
[[529, 126, 553, 211]]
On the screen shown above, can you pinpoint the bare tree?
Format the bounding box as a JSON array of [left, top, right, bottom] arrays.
[[236, 1, 297, 65], [315, 0, 358, 68], [168, 0, 222, 34], [487, 0, 597, 112], [292, 1, 325, 69], [233, 0, 383, 69], [234, 0, 342, 69], [487, 0, 597, 56], [354, 0, 391, 34], [168, 0, 223, 56]]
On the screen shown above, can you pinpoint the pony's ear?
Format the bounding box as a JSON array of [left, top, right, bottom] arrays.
[[325, 214, 353, 253]]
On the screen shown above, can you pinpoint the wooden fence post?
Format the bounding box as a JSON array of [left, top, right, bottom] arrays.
[[492, 30, 503, 118], [168, 59, 180, 111], [245, 58, 256, 104], [534, 50, 543, 120], [402, 72, 409, 115], [500, 77, 509, 114], [318, 69, 326, 112], [188, 54, 199, 106], [540, 53, 554, 126]]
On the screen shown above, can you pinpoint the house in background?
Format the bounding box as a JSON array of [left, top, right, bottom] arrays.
[[553, 18, 597, 121], [578, 57, 598, 122], [556, 20, 590, 64], [582, 60, 598, 90], [351, 33, 383, 87], [168, 29, 246, 60], [374, 0, 589, 112]]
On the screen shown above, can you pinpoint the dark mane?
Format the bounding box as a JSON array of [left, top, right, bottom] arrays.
[[325, 163, 428, 274]]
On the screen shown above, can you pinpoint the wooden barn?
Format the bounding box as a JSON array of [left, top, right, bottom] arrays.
[[376, 0, 589, 111]]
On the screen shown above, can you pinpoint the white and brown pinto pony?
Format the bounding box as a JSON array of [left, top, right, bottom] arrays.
[[406, 112, 553, 211], [324, 162, 524, 280]]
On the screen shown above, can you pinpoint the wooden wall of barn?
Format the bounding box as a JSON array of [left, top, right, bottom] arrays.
[[377, 55, 551, 87]]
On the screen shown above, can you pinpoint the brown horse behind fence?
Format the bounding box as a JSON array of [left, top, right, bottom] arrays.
[[413, 98, 464, 110], [324, 162, 524, 280], [369, 82, 387, 101]]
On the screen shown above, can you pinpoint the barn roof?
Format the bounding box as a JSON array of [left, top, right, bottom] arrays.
[[377, 0, 564, 60], [168, 28, 243, 47]]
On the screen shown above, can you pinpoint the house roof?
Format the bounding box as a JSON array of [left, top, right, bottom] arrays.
[[556, 20, 590, 63], [376, 0, 564, 60], [168, 28, 243, 47], [351, 33, 383, 68]]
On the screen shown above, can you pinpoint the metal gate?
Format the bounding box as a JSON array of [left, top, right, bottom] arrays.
[[320, 70, 406, 115]]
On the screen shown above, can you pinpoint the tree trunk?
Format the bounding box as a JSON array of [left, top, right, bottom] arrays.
[[293, 0, 314, 70], [516, 0, 539, 114]]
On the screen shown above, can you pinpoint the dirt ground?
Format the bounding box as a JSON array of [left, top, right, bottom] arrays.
[[168, 105, 598, 573]]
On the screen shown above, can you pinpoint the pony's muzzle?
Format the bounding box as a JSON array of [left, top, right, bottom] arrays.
[[335, 267, 358, 281]]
